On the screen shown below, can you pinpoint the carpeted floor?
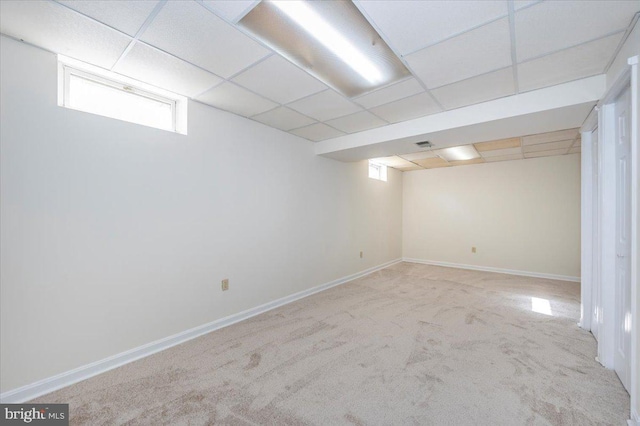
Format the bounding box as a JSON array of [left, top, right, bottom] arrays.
[[33, 262, 630, 425]]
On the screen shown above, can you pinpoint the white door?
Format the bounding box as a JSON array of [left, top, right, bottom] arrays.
[[591, 128, 600, 340], [613, 87, 631, 392]]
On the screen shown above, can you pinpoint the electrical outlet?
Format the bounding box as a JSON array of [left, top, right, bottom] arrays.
[[472, 247, 477, 253], [221, 279, 229, 291], [360, 251, 363, 258]]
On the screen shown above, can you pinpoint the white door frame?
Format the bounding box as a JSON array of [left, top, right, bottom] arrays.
[[592, 127, 601, 342], [628, 55, 639, 426], [580, 56, 639, 424], [613, 83, 632, 392], [580, 112, 597, 332], [599, 86, 621, 370]]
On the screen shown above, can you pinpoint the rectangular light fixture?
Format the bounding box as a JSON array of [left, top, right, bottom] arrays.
[[435, 146, 481, 162], [239, 0, 410, 98], [271, 1, 382, 84]]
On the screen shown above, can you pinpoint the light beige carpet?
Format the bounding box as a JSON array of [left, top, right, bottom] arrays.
[[33, 262, 629, 425]]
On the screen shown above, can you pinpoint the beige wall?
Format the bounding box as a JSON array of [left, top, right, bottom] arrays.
[[0, 36, 402, 393], [403, 155, 581, 278]]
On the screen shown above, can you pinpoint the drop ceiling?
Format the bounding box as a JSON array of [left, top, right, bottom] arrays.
[[373, 128, 581, 171], [0, 0, 637, 161], [238, 0, 410, 98]]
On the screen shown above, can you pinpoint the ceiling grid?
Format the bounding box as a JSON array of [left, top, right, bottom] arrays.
[[0, 0, 637, 162], [107, 0, 168, 71], [507, 0, 520, 94], [351, 0, 446, 112], [191, 52, 275, 99], [372, 128, 582, 171]]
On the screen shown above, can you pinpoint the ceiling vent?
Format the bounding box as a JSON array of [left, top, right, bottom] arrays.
[[415, 141, 433, 148]]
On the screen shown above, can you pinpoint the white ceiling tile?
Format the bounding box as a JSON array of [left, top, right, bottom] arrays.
[[0, 0, 131, 69], [522, 128, 579, 145], [484, 154, 523, 162], [232, 55, 327, 104], [395, 165, 424, 171], [356, 0, 508, 55], [353, 78, 424, 109], [370, 92, 442, 123], [448, 158, 486, 167], [113, 42, 222, 97], [57, 0, 158, 36], [414, 157, 450, 168], [431, 67, 515, 110], [392, 159, 420, 169], [523, 139, 573, 153], [399, 151, 437, 161], [196, 82, 277, 117], [371, 156, 416, 168], [518, 33, 623, 93], [252, 107, 316, 131], [405, 18, 512, 88], [287, 90, 362, 122], [290, 123, 345, 142], [515, 0, 639, 61], [474, 137, 521, 151], [513, 1, 541, 10], [524, 149, 568, 158], [139, 1, 270, 78], [201, 0, 258, 23], [481, 147, 522, 157], [325, 111, 387, 134]]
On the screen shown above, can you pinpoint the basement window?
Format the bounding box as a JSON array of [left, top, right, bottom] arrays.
[[368, 160, 387, 181], [58, 57, 186, 134]]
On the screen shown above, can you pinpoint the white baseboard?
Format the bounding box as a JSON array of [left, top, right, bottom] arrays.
[[0, 258, 402, 403], [403, 258, 580, 282]]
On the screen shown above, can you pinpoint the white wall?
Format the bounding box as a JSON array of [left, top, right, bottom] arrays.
[[0, 36, 403, 393], [403, 155, 581, 278], [607, 20, 639, 92]]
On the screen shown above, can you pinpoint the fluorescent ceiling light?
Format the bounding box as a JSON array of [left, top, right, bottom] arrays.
[[435, 146, 480, 162], [239, 1, 409, 97], [271, 1, 382, 84]]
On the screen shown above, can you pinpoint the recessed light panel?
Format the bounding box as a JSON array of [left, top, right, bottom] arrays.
[[435, 145, 480, 162], [239, 0, 410, 98]]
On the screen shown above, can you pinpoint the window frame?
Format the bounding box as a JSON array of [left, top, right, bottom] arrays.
[[61, 64, 179, 133], [368, 160, 388, 181]]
